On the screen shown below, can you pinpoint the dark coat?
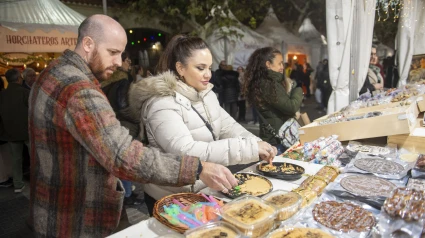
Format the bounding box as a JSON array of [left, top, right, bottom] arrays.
[[0, 83, 30, 141], [101, 69, 139, 138], [221, 70, 240, 103], [317, 65, 331, 91], [256, 70, 303, 145]]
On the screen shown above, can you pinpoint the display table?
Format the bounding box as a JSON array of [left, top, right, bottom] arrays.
[[107, 157, 324, 238]]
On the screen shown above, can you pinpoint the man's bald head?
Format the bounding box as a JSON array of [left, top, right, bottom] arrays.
[[74, 14, 127, 81], [76, 15, 125, 47]]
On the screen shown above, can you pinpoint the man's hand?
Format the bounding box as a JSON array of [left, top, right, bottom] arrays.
[[199, 161, 238, 194], [257, 141, 277, 164]]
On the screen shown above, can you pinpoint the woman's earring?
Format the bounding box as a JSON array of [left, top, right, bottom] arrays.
[[179, 75, 185, 82]]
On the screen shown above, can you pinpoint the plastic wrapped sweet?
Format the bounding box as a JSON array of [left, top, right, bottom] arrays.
[[407, 178, 425, 191], [280, 193, 379, 238], [345, 141, 393, 156], [344, 152, 413, 180], [298, 176, 327, 194], [313, 201, 375, 233], [383, 188, 425, 221], [262, 190, 302, 222], [340, 174, 396, 198], [184, 222, 241, 238], [220, 195, 276, 238], [412, 154, 425, 179], [315, 166, 339, 184], [302, 136, 344, 166], [292, 188, 317, 208]]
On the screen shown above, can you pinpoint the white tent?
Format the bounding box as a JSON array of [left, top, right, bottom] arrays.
[[396, 0, 425, 86], [256, 7, 312, 65], [298, 18, 328, 70], [0, 0, 85, 53], [206, 11, 274, 70], [326, 0, 376, 113]]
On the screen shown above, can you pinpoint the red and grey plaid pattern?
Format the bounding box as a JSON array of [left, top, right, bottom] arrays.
[[28, 50, 199, 237]]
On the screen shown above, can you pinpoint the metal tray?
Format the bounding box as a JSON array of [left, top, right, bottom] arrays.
[[256, 162, 305, 181]]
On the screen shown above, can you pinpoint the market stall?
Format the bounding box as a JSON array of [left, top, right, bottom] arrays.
[[106, 113, 425, 238], [0, 0, 85, 74]]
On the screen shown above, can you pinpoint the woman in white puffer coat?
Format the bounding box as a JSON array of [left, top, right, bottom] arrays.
[[128, 35, 277, 215]]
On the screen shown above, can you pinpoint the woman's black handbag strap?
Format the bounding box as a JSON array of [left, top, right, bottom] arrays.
[[191, 105, 216, 141], [254, 108, 282, 142]]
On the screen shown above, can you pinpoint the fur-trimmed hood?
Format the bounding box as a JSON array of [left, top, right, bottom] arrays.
[[128, 71, 213, 122]]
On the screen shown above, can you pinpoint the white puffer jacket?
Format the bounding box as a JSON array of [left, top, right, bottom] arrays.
[[128, 71, 261, 200]]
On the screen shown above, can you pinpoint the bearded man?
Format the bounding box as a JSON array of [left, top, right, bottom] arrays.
[[29, 15, 238, 237]]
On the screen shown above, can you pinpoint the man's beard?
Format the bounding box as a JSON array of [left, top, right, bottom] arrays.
[[88, 47, 117, 81]]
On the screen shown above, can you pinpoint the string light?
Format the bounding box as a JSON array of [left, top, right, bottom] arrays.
[[376, 0, 401, 22]]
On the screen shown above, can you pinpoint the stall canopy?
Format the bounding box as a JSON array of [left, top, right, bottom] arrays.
[[206, 11, 274, 70], [0, 0, 86, 53], [256, 7, 311, 64]]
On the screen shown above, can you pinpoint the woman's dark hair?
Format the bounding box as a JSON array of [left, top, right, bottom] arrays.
[[156, 34, 209, 75], [121, 51, 129, 61], [242, 47, 282, 108]]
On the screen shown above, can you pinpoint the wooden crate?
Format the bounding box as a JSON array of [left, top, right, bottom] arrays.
[[387, 118, 425, 153], [299, 103, 418, 143]]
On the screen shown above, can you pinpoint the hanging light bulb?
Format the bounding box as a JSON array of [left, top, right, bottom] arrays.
[[6, 62, 8, 66], [24, 64, 27, 68], [37, 62, 40, 67], [44, 64, 47, 68]]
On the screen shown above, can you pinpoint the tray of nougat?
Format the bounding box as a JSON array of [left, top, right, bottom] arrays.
[[184, 221, 241, 238], [383, 187, 425, 221], [262, 190, 302, 222], [220, 195, 277, 238], [223, 173, 273, 199]]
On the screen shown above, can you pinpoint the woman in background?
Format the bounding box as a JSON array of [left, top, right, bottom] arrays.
[[243, 47, 303, 155]]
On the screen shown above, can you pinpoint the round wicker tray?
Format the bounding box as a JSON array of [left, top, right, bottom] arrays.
[[153, 193, 210, 234]]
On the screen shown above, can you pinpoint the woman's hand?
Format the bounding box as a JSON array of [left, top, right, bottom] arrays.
[[257, 141, 277, 164]]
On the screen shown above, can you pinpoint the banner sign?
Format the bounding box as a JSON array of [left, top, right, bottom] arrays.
[[0, 27, 77, 53]]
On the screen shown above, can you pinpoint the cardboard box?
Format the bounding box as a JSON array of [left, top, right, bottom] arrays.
[[387, 118, 425, 153], [416, 95, 425, 112], [299, 103, 418, 143]]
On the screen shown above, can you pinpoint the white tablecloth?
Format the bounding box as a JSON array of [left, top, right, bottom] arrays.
[[108, 157, 324, 238]]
